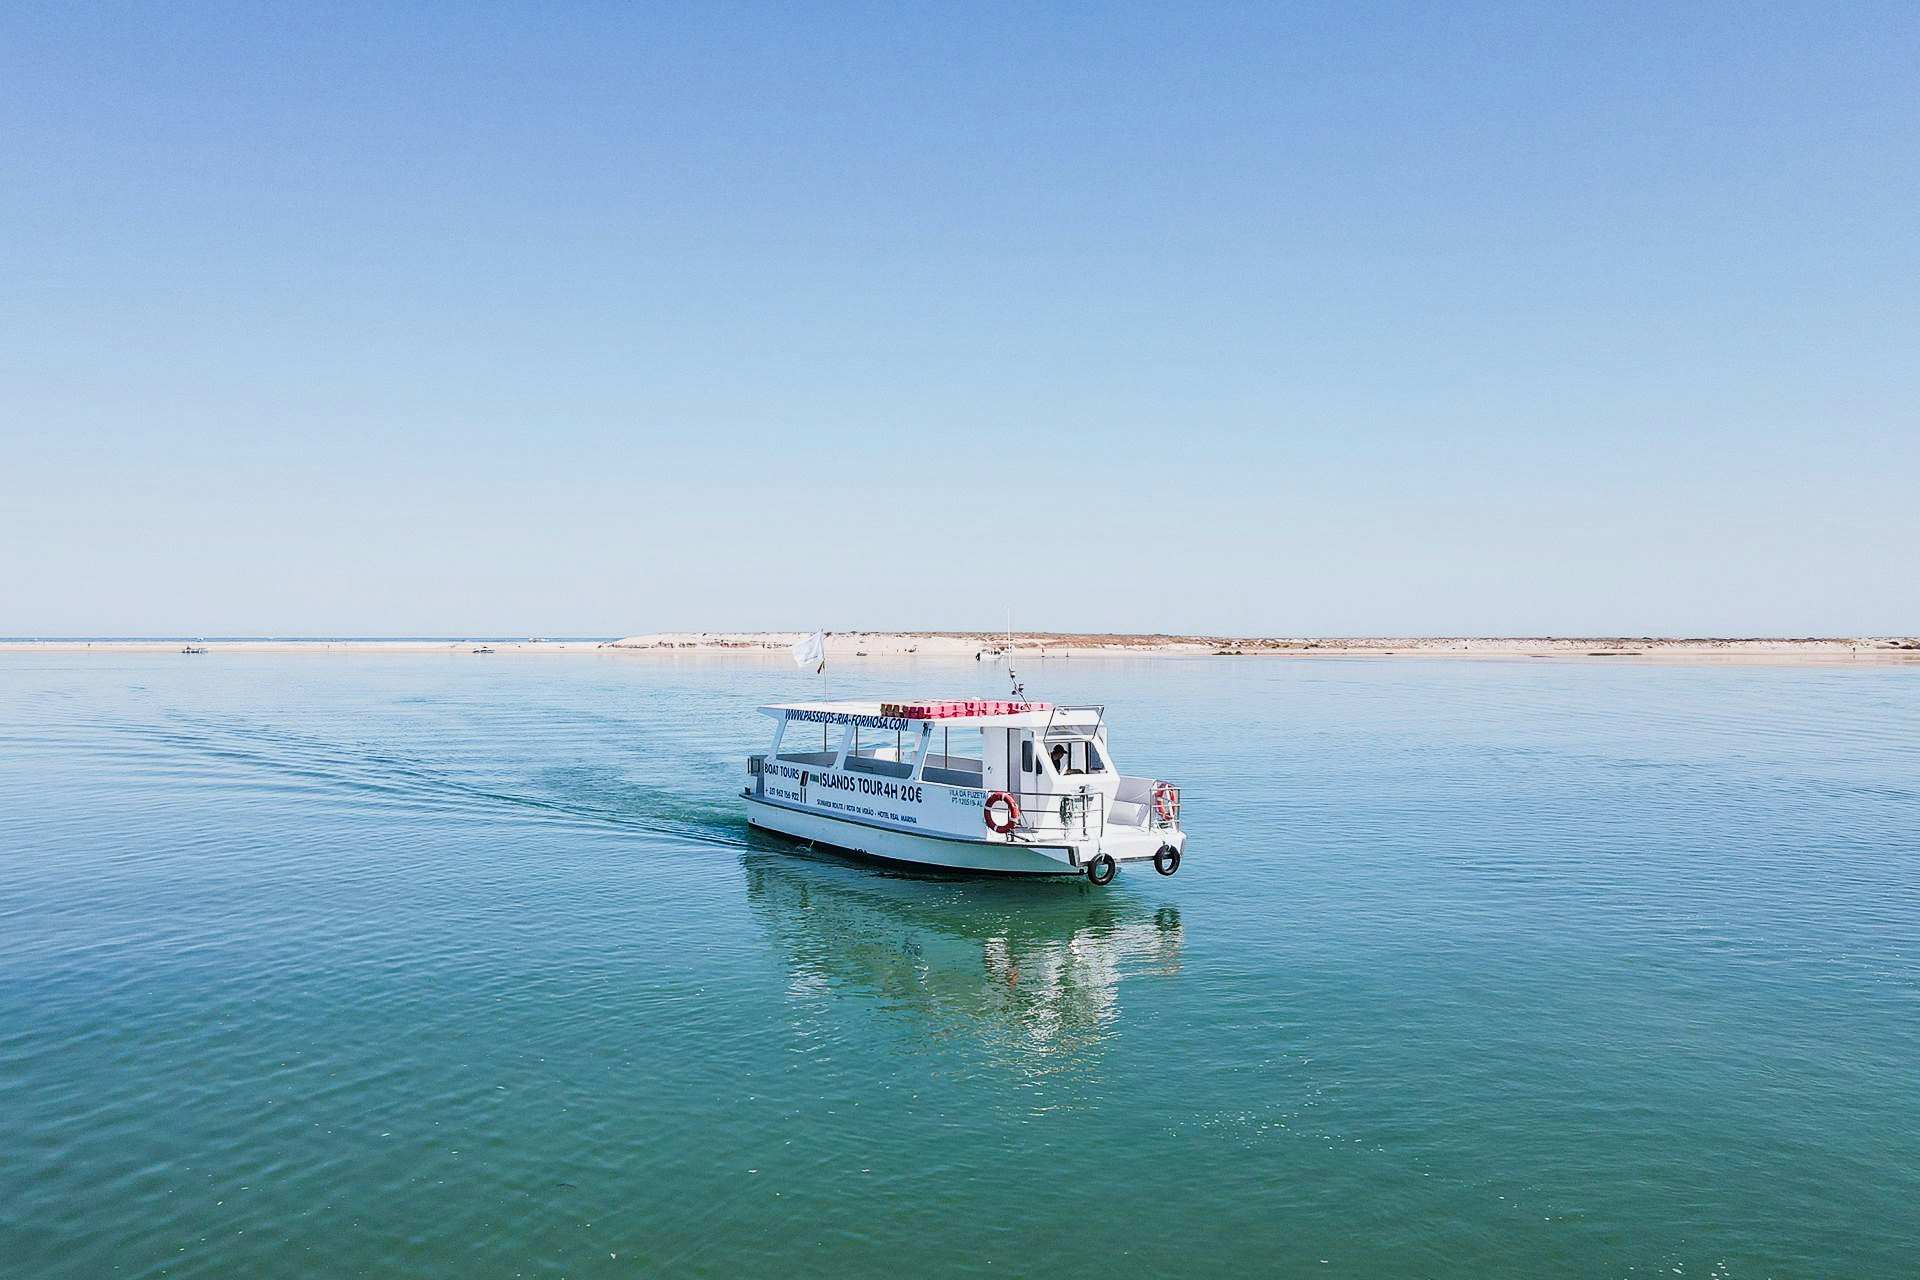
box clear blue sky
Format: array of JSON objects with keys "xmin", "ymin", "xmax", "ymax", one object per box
[{"xmin": 3, "ymin": 2, "xmax": 1915, "ymax": 637}]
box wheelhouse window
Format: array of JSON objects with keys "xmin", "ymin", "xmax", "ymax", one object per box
[{"xmin": 1046, "ymin": 735, "xmax": 1108, "ymax": 776}]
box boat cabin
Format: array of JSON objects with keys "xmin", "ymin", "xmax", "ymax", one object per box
[
  {"xmin": 754, "ymin": 699, "xmax": 1176, "ymax": 839},
  {"xmin": 766, "ymin": 697, "xmax": 1098, "ymax": 779}
]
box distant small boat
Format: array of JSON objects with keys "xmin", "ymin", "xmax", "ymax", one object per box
[{"xmin": 181, "ymin": 645, "xmax": 208, "ymax": 654}]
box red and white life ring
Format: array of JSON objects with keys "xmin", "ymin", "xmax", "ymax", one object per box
[
  {"xmin": 1152, "ymin": 781, "xmax": 1180, "ymax": 824},
  {"xmin": 984, "ymin": 790, "xmax": 1021, "ymax": 835}
]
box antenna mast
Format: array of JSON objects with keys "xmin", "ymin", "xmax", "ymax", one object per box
[{"xmin": 1005, "ymin": 613, "xmax": 1025, "ymax": 700}]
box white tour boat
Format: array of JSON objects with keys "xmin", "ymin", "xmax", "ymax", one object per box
[{"xmin": 743, "ymin": 698, "xmax": 1186, "ymax": 883}]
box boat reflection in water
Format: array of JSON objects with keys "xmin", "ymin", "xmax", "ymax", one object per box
[{"xmin": 741, "ymin": 838, "xmax": 1183, "ymax": 1070}]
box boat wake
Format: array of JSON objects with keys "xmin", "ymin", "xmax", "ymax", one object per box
[{"xmin": 112, "ymin": 708, "xmax": 755, "ymax": 852}]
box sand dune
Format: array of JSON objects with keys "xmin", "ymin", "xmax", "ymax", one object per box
[
  {"xmin": 608, "ymin": 632, "xmax": 1920, "ymax": 666},
  {"xmin": 4, "ymin": 633, "xmax": 1914, "ymax": 666}
]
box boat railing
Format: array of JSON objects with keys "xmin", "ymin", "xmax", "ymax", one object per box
[
  {"xmin": 1115, "ymin": 775, "xmax": 1182, "ymax": 831},
  {"xmin": 1042, "ymin": 704, "xmax": 1106, "ymax": 740},
  {"xmin": 1008, "ymin": 786, "xmax": 1106, "ymax": 840}
]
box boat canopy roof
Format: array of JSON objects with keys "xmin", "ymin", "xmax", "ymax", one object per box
[{"xmin": 759, "ymin": 698, "xmax": 1086, "ymax": 728}]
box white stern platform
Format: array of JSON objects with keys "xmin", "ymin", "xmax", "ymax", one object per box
[{"xmin": 742, "ymin": 698, "xmax": 1186, "ymax": 883}]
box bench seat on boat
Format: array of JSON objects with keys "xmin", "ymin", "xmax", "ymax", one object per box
[
  {"xmin": 775, "ymin": 750, "xmax": 840, "ymax": 767},
  {"xmin": 923, "ymin": 766, "xmax": 985, "ymax": 788}
]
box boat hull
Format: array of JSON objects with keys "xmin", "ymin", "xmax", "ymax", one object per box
[{"xmin": 744, "ymin": 795, "xmax": 1086, "ymax": 875}]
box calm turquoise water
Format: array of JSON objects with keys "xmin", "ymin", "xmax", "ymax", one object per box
[{"xmin": 3, "ymin": 652, "xmax": 1917, "ymax": 1278}]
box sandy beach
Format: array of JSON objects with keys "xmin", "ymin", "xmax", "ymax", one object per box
[
  {"xmin": 0, "ymin": 639, "xmax": 610, "ymax": 655},
  {"xmin": 607, "ymin": 632, "xmax": 1920, "ymax": 666},
  {"xmin": 8, "ymin": 633, "xmax": 1914, "ymax": 666}
]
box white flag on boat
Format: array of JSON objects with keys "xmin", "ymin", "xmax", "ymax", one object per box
[{"xmin": 791, "ymin": 630, "xmax": 826, "ymax": 674}]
